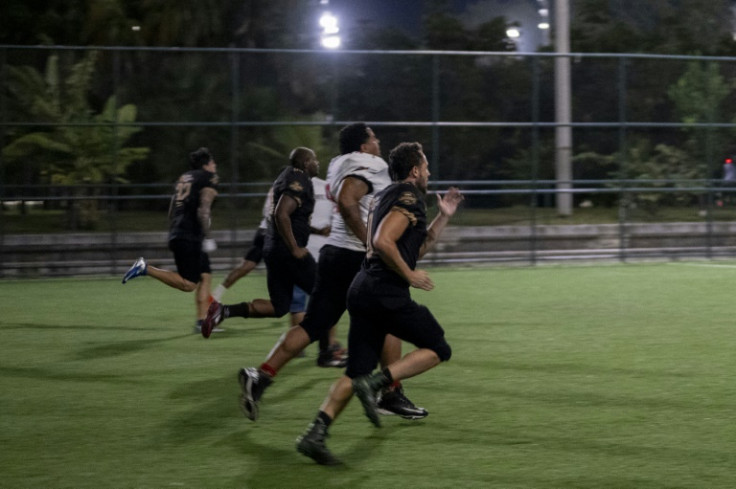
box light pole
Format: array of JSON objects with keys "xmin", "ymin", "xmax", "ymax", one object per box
[{"xmin": 554, "ymin": 0, "xmax": 573, "ymax": 216}]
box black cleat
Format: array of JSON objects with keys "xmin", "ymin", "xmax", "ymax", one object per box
[
  {"xmin": 237, "ymin": 367, "xmax": 273, "ymax": 421},
  {"xmin": 377, "ymin": 386, "xmax": 428, "ymax": 420},
  {"xmin": 296, "ymin": 419, "xmax": 341, "ymax": 466},
  {"xmin": 317, "ymin": 344, "xmax": 347, "ymax": 368},
  {"xmin": 352, "ymin": 373, "xmax": 384, "ymax": 427}
]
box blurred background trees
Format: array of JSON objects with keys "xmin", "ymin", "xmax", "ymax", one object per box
[{"xmin": 3, "ymin": 0, "xmax": 736, "ymax": 218}]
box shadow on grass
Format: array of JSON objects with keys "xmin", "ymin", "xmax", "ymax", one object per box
[
  {"xmin": 229, "ymin": 424, "xmax": 389, "ymax": 488},
  {"xmin": 1, "ymin": 321, "xmax": 162, "ymax": 332},
  {"xmin": 0, "ymin": 364, "xmax": 136, "ymax": 383},
  {"xmin": 73, "ymin": 333, "xmax": 192, "ymax": 360}
]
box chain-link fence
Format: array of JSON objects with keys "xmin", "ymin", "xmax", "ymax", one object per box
[{"xmin": 3, "ymin": 46, "xmax": 736, "ymax": 276}]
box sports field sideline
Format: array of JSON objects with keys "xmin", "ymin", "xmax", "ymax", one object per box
[{"xmin": 2, "ymin": 262, "xmax": 735, "ymax": 488}]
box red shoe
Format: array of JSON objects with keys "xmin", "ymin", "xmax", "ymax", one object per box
[{"xmin": 202, "ymin": 301, "xmax": 224, "ymax": 338}]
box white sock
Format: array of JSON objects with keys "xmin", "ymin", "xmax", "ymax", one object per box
[{"xmin": 212, "ymin": 284, "xmax": 227, "ymax": 302}]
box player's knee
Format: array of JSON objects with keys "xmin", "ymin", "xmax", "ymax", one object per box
[
  {"xmin": 433, "ymin": 342, "xmax": 452, "ymax": 362},
  {"xmin": 181, "ymin": 281, "xmax": 197, "ymax": 292}
]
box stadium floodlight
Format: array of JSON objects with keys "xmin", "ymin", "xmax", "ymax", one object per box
[
  {"xmin": 506, "ymin": 27, "xmax": 521, "ymax": 38},
  {"xmin": 538, "ymin": 22, "xmax": 550, "ymax": 30},
  {"xmin": 319, "ymin": 11, "xmax": 341, "ymax": 49},
  {"xmin": 321, "ymin": 35, "xmax": 341, "ymax": 49},
  {"xmin": 319, "ymin": 12, "xmax": 338, "ymax": 30}
]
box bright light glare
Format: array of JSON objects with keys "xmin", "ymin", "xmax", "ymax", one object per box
[
  {"xmin": 321, "ymin": 35, "xmax": 341, "ymax": 49},
  {"xmin": 506, "ymin": 28, "xmax": 521, "ymax": 38},
  {"xmin": 320, "ymin": 12, "xmax": 338, "ymax": 30},
  {"xmin": 538, "ymin": 22, "xmax": 550, "ymax": 30},
  {"xmin": 539, "ymin": 8, "xmax": 549, "ymax": 16},
  {"xmin": 131, "ymin": 25, "xmax": 141, "ymax": 31}
]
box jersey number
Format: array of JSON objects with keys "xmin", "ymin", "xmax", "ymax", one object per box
[{"xmin": 174, "ymin": 182, "xmax": 192, "ymax": 206}]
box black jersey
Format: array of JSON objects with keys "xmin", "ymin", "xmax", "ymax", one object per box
[
  {"xmin": 265, "ymin": 166, "xmax": 315, "ymax": 251},
  {"xmin": 168, "ymin": 169, "xmax": 218, "ymax": 242},
  {"xmin": 363, "ymin": 182, "xmax": 428, "ymax": 287}
]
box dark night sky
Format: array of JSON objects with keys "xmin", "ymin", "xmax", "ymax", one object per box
[
  {"xmin": 320, "ymin": 1, "xmax": 547, "ymax": 51},
  {"xmin": 326, "ymin": 0, "xmax": 475, "ymax": 38}
]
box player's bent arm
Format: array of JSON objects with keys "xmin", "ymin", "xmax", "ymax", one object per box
[
  {"xmin": 274, "ymin": 194, "xmax": 305, "ymax": 257},
  {"xmin": 337, "ymin": 176, "xmax": 371, "ymax": 245},
  {"xmin": 198, "ymin": 187, "xmax": 218, "ymax": 237},
  {"xmin": 310, "ymin": 225, "xmax": 331, "ymax": 236},
  {"xmin": 373, "ymin": 210, "xmax": 417, "ymax": 284}
]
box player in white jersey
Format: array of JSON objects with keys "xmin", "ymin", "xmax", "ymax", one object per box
[
  {"xmin": 235, "ymin": 123, "xmax": 428, "ymax": 422},
  {"xmin": 325, "ymin": 151, "xmax": 391, "ymax": 251}
]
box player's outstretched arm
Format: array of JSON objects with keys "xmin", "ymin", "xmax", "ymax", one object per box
[{"xmin": 419, "ymin": 187, "xmax": 464, "ymax": 258}]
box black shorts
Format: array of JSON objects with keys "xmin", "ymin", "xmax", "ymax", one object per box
[
  {"xmin": 244, "ymin": 228, "xmax": 266, "ymax": 263},
  {"xmin": 169, "ymin": 238, "xmax": 211, "ymax": 283},
  {"xmin": 344, "ymin": 270, "xmax": 452, "ymax": 379},
  {"xmin": 300, "ymin": 245, "xmax": 365, "ymax": 342},
  {"xmin": 263, "ymin": 245, "xmax": 317, "ymax": 317}
]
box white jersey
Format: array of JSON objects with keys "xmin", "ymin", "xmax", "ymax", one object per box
[
  {"xmin": 258, "ymin": 187, "xmax": 274, "ymax": 230},
  {"xmin": 307, "ymin": 177, "xmax": 331, "ymax": 257},
  {"xmin": 325, "ymin": 152, "xmax": 391, "ymax": 252}
]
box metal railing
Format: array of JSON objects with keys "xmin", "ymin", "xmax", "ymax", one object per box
[{"xmin": 3, "ymin": 46, "xmax": 736, "ymax": 275}]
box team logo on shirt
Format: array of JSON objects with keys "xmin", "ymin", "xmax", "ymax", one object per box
[
  {"xmin": 399, "ymin": 191, "xmax": 417, "ymax": 206},
  {"xmin": 289, "ymin": 181, "xmax": 304, "ymax": 192}
]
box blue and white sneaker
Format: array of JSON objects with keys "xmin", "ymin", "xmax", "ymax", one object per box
[{"xmin": 122, "ymin": 257, "xmax": 147, "ymax": 284}]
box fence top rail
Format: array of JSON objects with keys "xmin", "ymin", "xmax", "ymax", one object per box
[
  {"xmin": 5, "ymin": 121, "xmax": 736, "ymax": 130},
  {"xmin": 0, "ymin": 179, "xmax": 724, "ymax": 190},
  {"xmin": 3, "ymin": 44, "xmax": 736, "ymax": 63}
]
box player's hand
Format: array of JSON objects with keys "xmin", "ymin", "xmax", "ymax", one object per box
[
  {"xmin": 203, "ymin": 238, "xmax": 217, "ymax": 252},
  {"xmin": 437, "ymin": 187, "xmax": 464, "ymax": 217},
  {"xmin": 408, "ymin": 269, "xmax": 434, "ymax": 291},
  {"xmin": 292, "ymin": 247, "xmax": 310, "ymax": 260}
]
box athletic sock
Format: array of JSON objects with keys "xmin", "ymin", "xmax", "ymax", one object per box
[
  {"xmin": 212, "ymin": 284, "xmax": 227, "ymax": 302},
  {"xmin": 224, "ymin": 302, "xmax": 250, "ymax": 319},
  {"xmin": 378, "ymin": 367, "xmax": 394, "ymax": 387},
  {"xmin": 317, "ymin": 410, "xmax": 333, "ymax": 427},
  {"xmin": 260, "ymin": 362, "xmax": 277, "ymax": 378}
]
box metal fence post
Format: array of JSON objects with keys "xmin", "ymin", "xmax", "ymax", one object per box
[
  {"xmin": 0, "ymin": 47, "xmax": 5, "ymax": 278},
  {"xmin": 530, "ymin": 56, "xmax": 540, "ymax": 266},
  {"xmin": 109, "ymin": 49, "xmax": 121, "ymax": 274},
  {"xmin": 431, "ymin": 54, "xmax": 440, "ymax": 179},
  {"xmin": 229, "ymin": 49, "xmax": 240, "ymax": 268},
  {"xmin": 617, "ymin": 56, "xmax": 628, "ymax": 263}
]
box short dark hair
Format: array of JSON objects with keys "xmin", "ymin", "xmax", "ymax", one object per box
[
  {"xmin": 388, "ymin": 142, "xmax": 424, "ymax": 181},
  {"xmin": 289, "ymin": 147, "xmax": 315, "ymax": 169},
  {"xmin": 338, "ymin": 123, "xmax": 370, "ymax": 155},
  {"xmin": 189, "ymin": 147, "xmax": 212, "ymax": 169}
]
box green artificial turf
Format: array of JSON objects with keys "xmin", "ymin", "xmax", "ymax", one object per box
[{"xmin": 1, "ymin": 263, "xmax": 735, "ymax": 488}]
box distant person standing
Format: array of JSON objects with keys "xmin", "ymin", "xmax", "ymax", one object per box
[
  {"xmin": 122, "ymin": 147, "xmax": 219, "ymax": 333},
  {"xmin": 723, "ymin": 157, "xmax": 736, "ymax": 205}
]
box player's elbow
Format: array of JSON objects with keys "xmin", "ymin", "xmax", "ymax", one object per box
[{"xmin": 372, "ymin": 236, "xmax": 394, "ymax": 257}]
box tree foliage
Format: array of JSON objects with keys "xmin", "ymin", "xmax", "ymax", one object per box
[
  {"xmin": 3, "ymin": 0, "xmax": 736, "ymax": 211},
  {"xmin": 2, "ymin": 52, "xmax": 149, "ymax": 228}
]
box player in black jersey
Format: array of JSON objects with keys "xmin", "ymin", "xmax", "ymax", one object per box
[
  {"xmin": 122, "ymin": 147, "xmax": 219, "ymax": 332},
  {"xmin": 296, "ymin": 142, "xmax": 464, "ymax": 465},
  {"xmin": 201, "ymin": 147, "xmax": 326, "ymax": 338}
]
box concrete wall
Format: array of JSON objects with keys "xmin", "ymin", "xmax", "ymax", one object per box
[{"xmin": 4, "ymin": 222, "xmax": 736, "ymax": 277}]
